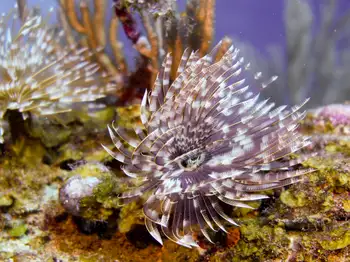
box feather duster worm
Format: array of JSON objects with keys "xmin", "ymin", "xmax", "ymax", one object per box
[
  {"xmin": 0, "ymin": 8, "xmax": 115, "ymax": 142},
  {"xmin": 104, "ymin": 41, "xmax": 313, "ymax": 247}
]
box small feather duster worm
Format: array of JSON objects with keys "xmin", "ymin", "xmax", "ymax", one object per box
[
  {"xmin": 104, "ymin": 41, "xmax": 313, "ymax": 247},
  {"xmin": 0, "ymin": 8, "xmax": 115, "ymax": 142}
]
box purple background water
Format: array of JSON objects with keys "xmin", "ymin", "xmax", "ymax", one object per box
[
  {"xmin": 1, "ymin": 0, "xmax": 350, "ymax": 105},
  {"xmin": 2, "ymin": 0, "xmax": 348, "ymax": 52}
]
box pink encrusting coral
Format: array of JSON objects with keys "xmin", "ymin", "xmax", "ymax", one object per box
[
  {"xmin": 103, "ymin": 41, "xmax": 314, "ymax": 248},
  {"xmin": 312, "ymin": 104, "xmax": 350, "ymax": 126}
]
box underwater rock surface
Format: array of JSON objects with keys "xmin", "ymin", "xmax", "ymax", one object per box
[{"xmin": 0, "ymin": 104, "xmax": 349, "ymax": 261}]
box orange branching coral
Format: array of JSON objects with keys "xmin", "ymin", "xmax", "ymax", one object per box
[
  {"xmin": 58, "ymin": 0, "xmax": 127, "ymax": 82},
  {"xmin": 143, "ymin": 0, "xmax": 218, "ymax": 82},
  {"xmin": 119, "ymin": 0, "xmax": 220, "ymax": 90},
  {"xmin": 58, "ymin": 0, "xmax": 228, "ymax": 103},
  {"xmin": 59, "ymin": 0, "xmax": 155, "ymax": 104},
  {"xmin": 214, "ymin": 36, "xmax": 233, "ymax": 62},
  {"xmin": 196, "ymin": 0, "xmax": 216, "ymax": 56}
]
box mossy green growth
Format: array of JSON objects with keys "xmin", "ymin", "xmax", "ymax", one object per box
[
  {"xmin": 70, "ymin": 163, "xmax": 122, "ymax": 221},
  {"xmin": 74, "ymin": 163, "xmax": 114, "ymax": 180},
  {"xmin": 321, "ymin": 194, "xmax": 335, "ymax": 212},
  {"xmin": 56, "ymin": 143, "xmax": 84, "ymax": 163},
  {"xmin": 79, "ymin": 196, "xmax": 114, "ymax": 221},
  {"xmin": 303, "ymin": 156, "xmax": 336, "ymax": 171},
  {"xmin": 300, "ymin": 156, "xmax": 350, "ymax": 211},
  {"xmin": 0, "ymin": 154, "xmax": 63, "ymax": 214},
  {"xmin": 232, "ymin": 200, "xmax": 261, "ymax": 217},
  {"xmin": 116, "ymin": 105, "xmax": 143, "ymax": 130},
  {"xmin": 78, "ymin": 105, "xmax": 115, "ymax": 123},
  {"xmin": 118, "ymin": 201, "xmax": 144, "ymax": 233},
  {"xmin": 85, "ymin": 148, "xmax": 112, "ymax": 163},
  {"xmin": 0, "ymin": 195, "xmax": 13, "ymax": 207},
  {"xmin": 27, "ymin": 119, "xmax": 72, "ymax": 148},
  {"xmin": 27, "ymin": 104, "xmax": 115, "ymax": 148},
  {"xmin": 280, "ymin": 190, "xmax": 309, "ymax": 208},
  {"xmin": 73, "ymin": 105, "xmax": 116, "ymax": 131},
  {"xmin": 337, "ymin": 173, "xmax": 350, "ymax": 189},
  {"xmin": 304, "ymin": 155, "xmax": 350, "ymax": 190},
  {"xmin": 228, "ymin": 219, "xmax": 289, "ymax": 261},
  {"xmin": 8, "ymin": 137, "xmax": 46, "ymax": 167},
  {"xmin": 325, "ymin": 140, "xmax": 350, "ymax": 157},
  {"xmin": 55, "ymin": 135, "xmax": 114, "ymax": 166},
  {"xmin": 9, "ymin": 222, "xmax": 27, "ymax": 238},
  {"xmin": 301, "ymin": 113, "xmax": 337, "ymax": 134},
  {"xmin": 343, "ymin": 200, "xmax": 350, "ymax": 212},
  {"xmin": 318, "ymin": 227, "xmax": 350, "ymax": 250},
  {"xmin": 92, "ymin": 175, "xmax": 121, "ymax": 209}
]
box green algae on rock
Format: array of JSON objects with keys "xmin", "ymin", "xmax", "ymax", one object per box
[
  {"xmin": 118, "ymin": 201, "xmax": 144, "ymax": 233},
  {"xmin": 0, "ymin": 159, "xmax": 63, "ymax": 215},
  {"xmin": 0, "ymin": 110, "xmax": 349, "ymax": 259},
  {"xmin": 318, "ymin": 226, "xmax": 350, "ymax": 251},
  {"xmin": 115, "ymin": 105, "xmax": 143, "ymax": 130},
  {"xmin": 280, "ymin": 190, "xmax": 309, "ymax": 208},
  {"xmin": 0, "ymin": 195, "xmax": 13, "ymax": 207},
  {"xmin": 59, "ymin": 163, "xmax": 122, "ymax": 221},
  {"xmin": 8, "ymin": 221, "xmax": 28, "ymax": 238},
  {"xmin": 2, "ymin": 100, "xmax": 350, "ymax": 261}
]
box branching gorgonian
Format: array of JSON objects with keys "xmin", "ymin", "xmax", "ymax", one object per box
[
  {"xmin": 0, "ymin": 7, "xmax": 115, "ymax": 142},
  {"xmin": 104, "ymin": 41, "xmax": 313, "ymax": 247}
]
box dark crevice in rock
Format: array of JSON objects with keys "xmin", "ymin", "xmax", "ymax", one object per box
[{"xmin": 126, "ymin": 224, "xmax": 161, "ymax": 249}]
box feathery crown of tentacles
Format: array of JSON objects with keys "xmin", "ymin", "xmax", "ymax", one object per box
[{"xmin": 104, "ymin": 41, "xmax": 313, "ymax": 248}]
